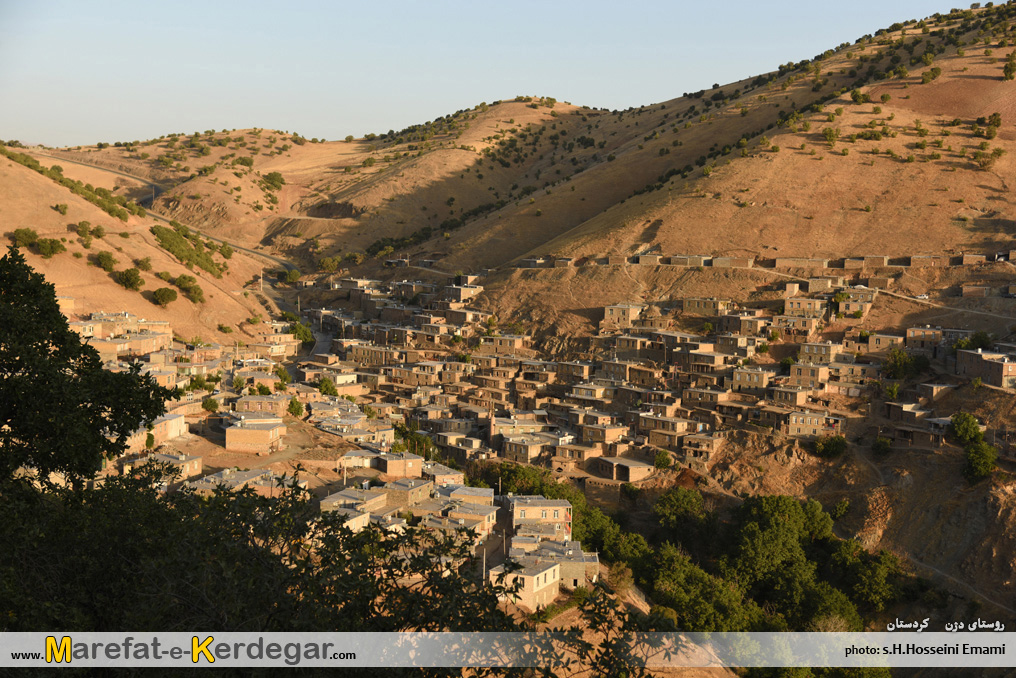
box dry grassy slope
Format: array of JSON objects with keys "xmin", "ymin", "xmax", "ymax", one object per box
[
  {"xmin": 538, "ymin": 57, "xmax": 1016, "ymax": 262},
  {"xmin": 40, "ymin": 9, "xmax": 1016, "ymax": 289},
  {"xmin": 702, "ymin": 420, "xmax": 1016, "ymax": 614},
  {"xmin": 0, "ymin": 158, "xmax": 268, "ymax": 343}
]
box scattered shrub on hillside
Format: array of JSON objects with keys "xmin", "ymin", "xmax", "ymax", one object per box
[
  {"xmin": 0, "ymin": 148, "xmax": 137, "ymax": 221},
  {"xmin": 94, "ymin": 251, "xmax": 117, "ymax": 272},
  {"xmin": 290, "ymin": 322, "xmax": 313, "ymax": 344},
  {"xmin": 36, "ymin": 239, "xmax": 66, "ymax": 259},
  {"xmin": 964, "ymin": 441, "xmax": 998, "ymax": 482},
  {"xmin": 150, "ymin": 225, "xmax": 222, "ymax": 277},
  {"xmin": 172, "ymin": 274, "xmax": 204, "ymax": 303},
  {"xmin": 950, "ymin": 411, "xmax": 983, "ymax": 446},
  {"xmin": 115, "ymin": 268, "xmax": 144, "ymax": 291},
  {"xmin": 830, "ymin": 499, "xmax": 850, "ymax": 521},
  {"xmin": 11, "ymin": 228, "xmax": 39, "ymax": 248},
  {"xmin": 873, "ymin": 437, "xmax": 893, "ymax": 457},
  {"xmin": 152, "ymin": 288, "xmax": 178, "ymax": 306}
]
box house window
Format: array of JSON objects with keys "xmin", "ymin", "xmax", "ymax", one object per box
[
  {"xmin": 554, "ymin": 510, "xmax": 559, "ymax": 519},
  {"xmin": 519, "ymin": 509, "xmax": 526, "ymax": 519}
]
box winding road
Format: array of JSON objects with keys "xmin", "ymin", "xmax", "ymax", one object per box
[{"xmin": 28, "ymin": 150, "xmax": 297, "ymax": 273}]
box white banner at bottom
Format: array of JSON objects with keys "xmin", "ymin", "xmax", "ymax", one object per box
[{"xmin": 0, "ymin": 632, "xmax": 1013, "ymax": 668}]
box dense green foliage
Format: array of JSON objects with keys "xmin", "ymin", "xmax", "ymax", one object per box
[
  {"xmin": 950, "ymin": 411, "xmax": 983, "ymax": 446},
  {"xmin": 0, "ymin": 146, "xmax": 144, "ymax": 221},
  {"xmin": 150, "ymin": 287, "xmax": 176, "ymax": 307},
  {"xmin": 813, "ymin": 435, "xmax": 848, "ymax": 458},
  {"xmin": 318, "ymin": 377, "xmax": 338, "ymax": 396},
  {"xmin": 150, "ymin": 224, "xmax": 223, "ymax": 277},
  {"xmin": 290, "ymin": 321, "xmax": 314, "ymax": 344},
  {"xmin": 262, "ymin": 171, "xmax": 285, "ymax": 191},
  {"xmin": 951, "ymin": 412, "xmax": 997, "ymax": 482},
  {"xmin": 115, "ymin": 267, "xmax": 144, "ymax": 291},
  {"xmin": 11, "ymin": 228, "xmax": 38, "ymax": 248},
  {"xmin": 171, "ymin": 273, "xmax": 205, "ymax": 303},
  {"xmin": 94, "ymin": 250, "xmax": 117, "ymax": 272},
  {"xmin": 964, "ymin": 440, "xmax": 998, "ymax": 482},
  {"xmin": 35, "ymin": 238, "xmax": 66, "ymax": 258},
  {"xmin": 881, "ymin": 345, "xmax": 930, "ymax": 380},
  {"xmin": 468, "ymin": 463, "xmax": 904, "ymax": 634},
  {"xmin": 0, "ymin": 247, "xmax": 173, "ymax": 486}
]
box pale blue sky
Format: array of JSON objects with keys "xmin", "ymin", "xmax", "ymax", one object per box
[{"xmin": 0, "ymin": 0, "xmax": 954, "ymax": 146}]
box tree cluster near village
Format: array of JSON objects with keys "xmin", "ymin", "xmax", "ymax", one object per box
[{"xmin": 0, "ymin": 248, "xmax": 668, "ymax": 677}]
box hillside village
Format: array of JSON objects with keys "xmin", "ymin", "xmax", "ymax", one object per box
[
  {"xmin": 8, "ymin": 2, "xmax": 1016, "ymax": 641},
  {"xmin": 63, "ymin": 241, "xmax": 1016, "ymax": 615}
]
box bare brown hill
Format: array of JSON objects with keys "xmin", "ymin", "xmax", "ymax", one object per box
[
  {"xmin": 0, "ymin": 156, "xmax": 268, "ymax": 343},
  {"xmin": 22, "ymin": 4, "xmax": 1016, "ymax": 337}
]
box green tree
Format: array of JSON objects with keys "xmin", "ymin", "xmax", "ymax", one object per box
[
  {"xmin": 116, "ymin": 267, "xmax": 144, "ymax": 291},
  {"xmin": 35, "ymin": 239, "xmax": 66, "ymax": 258},
  {"xmin": 319, "ymin": 377, "xmax": 338, "ymax": 396},
  {"xmin": 964, "ymin": 440, "xmax": 997, "ymax": 482},
  {"xmin": 813, "ymin": 436, "xmax": 848, "ymax": 458},
  {"xmin": 152, "ymin": 287, "xmax": 178, "ymax": 306},
  {"xmin": 652, "ymin": 543, "xmax": 762, "ymax": 632},
  {"xmin": 290, "ymin": 322, "xmax": 314, "ymax": 344},
  {"xmin": 220, "ymin": 244, "xmax": 233, "ymax": 259},
  {"xmin": 654, "ymin": 487, "xmax": 705, "ymax": 532},
  {"xmin": 0, "ymin": 247, "xmax": 172, "ymax": 486},
  {"xmin": 256, "ymin": 383, "xmax": 272, "ymax": 396},
  {"xmin": 882, "ymin": 345, "xmax": 928, "ymax": 380},
  {"xmin": 653, "ymin": 450, "xmax": 672, "ymax": 470},
  {"xmin": 135, "ymin": 257, "xmax": 152, "ymax": 271},
  {"xmin": 287, "ymin": 396, "xmax": 304, "ymax": 417},
  {"xmin": 950, "ymin": 411, "xmax": 983, "ymax": 445},
  {"xmin": 145, "ymin": 432, "xmax": 155, "ymax": 449},
  {"xmin": 830, "ymin": 499, "xmax": 850, "ymax": 521},
  {"xmin": 232, "ymin": 376, "xmax": 245, "ymax": 392},
  {"xmin": 95, "ymin": 250, "xmax": 117, "ymax": 272},
  {"xmin": 262, "ymin": 171, "xmax": 285, "ymax": 190},
  {"xmin": 11, "ymin": 228, "xmax": 38, "ymax": 248},
  {"xmin": 872, "ymin": 437, "xmax": 892, "ymax": 457},
  {"xmin": 0, "ymin": 472, "xmax": 541, "ymax": 644},
  {"xmin": 201, "ymin": 397, "xmax": 219, "ymax": 413},
  {"xmin": 285, "ymin": 268, "xmax": 301, "ymax": 283}
]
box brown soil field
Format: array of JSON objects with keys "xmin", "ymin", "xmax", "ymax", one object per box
[{"xmin": 0, "ymin": 157, "xmax": 269, "ymax": 343}]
